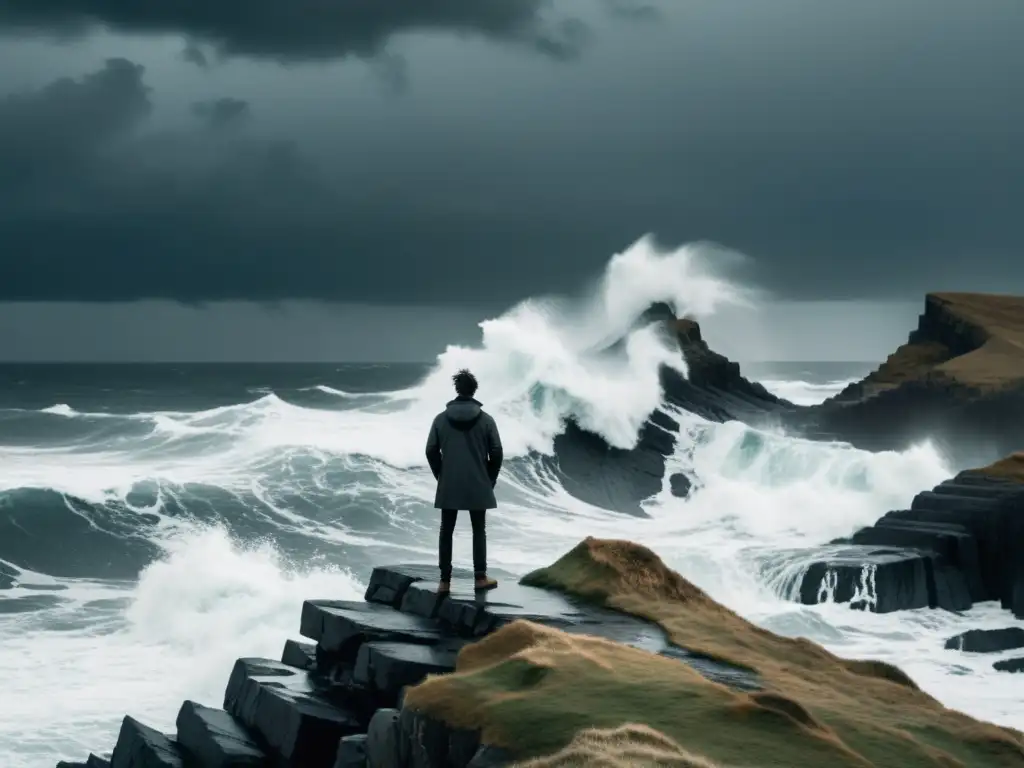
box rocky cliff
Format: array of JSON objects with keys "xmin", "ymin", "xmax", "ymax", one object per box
[
  {"xmin": 792, "ymin": 292, "xmax": 1024, "ymax": 463},
  {"xmin": 552, "ymin": 292, "xmax": 1024, "ymax": 516},
  {"xmin": 56, "ymin": 539, "xmax": 1024, "ymax": 768}
]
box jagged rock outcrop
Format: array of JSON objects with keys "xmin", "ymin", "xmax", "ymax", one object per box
[
  {"xmin": 55, "ymin": 564, "xmax": 757, "ymax": 768},
  {"xmin": 786, "ymin": 472, "xmax": 1024, "ymax": 622},
  {"xmin": 549, "ymin": 302, "xmax": 787, "ymax": 516}
]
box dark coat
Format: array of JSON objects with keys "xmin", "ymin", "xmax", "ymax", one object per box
[{"xmin": 425, "ymin": 397, "xmax": 503, "ymax": 510}]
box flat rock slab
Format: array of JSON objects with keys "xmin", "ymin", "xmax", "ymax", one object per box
[
  {"xmin": 365, "ymin": 564, "xmax": 759, "ymax": 693},
  {"xmin": 994, "ymin": 657, "xmax": 1024, "ymax": 673},
  {"xmin": 354, "ymin": 639, "xmax": 465, "ymax": 695},
  {"xmin": 223, "ymin": 658, "xmax": 362, "ymax": 768},
  {"xmin": 281, "ymin": 639, "xmax": 317, "ymax": 671},
  {"xmin": 945, "ymin": 627, "xmax": 1024, "ymax": 654},
  {"xmin": 110, "ymin": 716, "xmax": 184, "ymax": 768},
  {"xmin": 175, "ymin": 700, "xmax": 267, "ymax": 767},
  {"xmin": 301, "ymin": 599, "xmax": 442, "ymax": 655}
]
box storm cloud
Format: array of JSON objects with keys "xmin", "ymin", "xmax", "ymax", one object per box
[
  {"xmin": 0, "ymin": 0, "xmax": 1022, "ymax": 307},
  {"xmin": 0, "ymin": 0, "xmax": 587, "ymax": 62}
]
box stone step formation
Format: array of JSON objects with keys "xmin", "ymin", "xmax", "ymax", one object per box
[
  {"xmin": 792, "ymin": 473, "xmax": 1024, "ymax": 623},
  {"xmin": 56, "ymin": 564, "xmax": 759, "ymax": 768}
]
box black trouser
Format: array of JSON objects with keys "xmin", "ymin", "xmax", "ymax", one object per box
[{"xmin": 439, "ymin": 509, "xmax": 486, "ymax": 581}]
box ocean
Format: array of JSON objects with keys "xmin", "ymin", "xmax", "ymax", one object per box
[{"xmin": 3, "ymin": 246, "xmax": 1024, "ymax": 767}]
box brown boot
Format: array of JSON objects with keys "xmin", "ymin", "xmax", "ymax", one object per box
[{"xmin": 474, "ymin": 574, "xmax": 498, "ymax": 591}]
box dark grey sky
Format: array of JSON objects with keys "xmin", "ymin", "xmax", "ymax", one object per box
[{"xmin": 0, "ymin": 0, "xmax": 1021, "ymax": 359}]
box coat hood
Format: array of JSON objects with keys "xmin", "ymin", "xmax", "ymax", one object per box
[{"xmin": 445, "ymin": 397, "xmax": 482, "ymax": 431}]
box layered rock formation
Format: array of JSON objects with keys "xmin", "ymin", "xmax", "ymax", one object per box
[
  {"xmin": 55, "ymin": 540, "xmax": 1024, "ymax": 768},
  {"xmin": 55, "ymin": 558, "xmax": 757, "ymax": 768}
]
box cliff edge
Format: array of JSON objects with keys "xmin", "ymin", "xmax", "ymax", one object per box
[
  {"xmin": 834, "ymin": 292, "xmax": 1024, "ymax": 400},
  {"xmin": 787, "ymin": 292, "xmax": 1024, "ymax": 464}
]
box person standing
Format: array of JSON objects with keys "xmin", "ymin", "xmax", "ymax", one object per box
[{"xmin": 425, "ymin": 368, "xmax": 503, "ymax": 594}]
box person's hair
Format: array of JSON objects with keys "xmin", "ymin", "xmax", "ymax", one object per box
[{"xmin": 452, "ymin": 368, "xmax": 478, "ymax": 398}]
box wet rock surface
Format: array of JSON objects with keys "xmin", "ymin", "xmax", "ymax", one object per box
[
  {"xmin": 109, "ymin": 715, "xmax": 185, "ymax": 768},
  {"xmin": 549, "ymin": 305, "xmax": 787, "ymax": 516},
  {"xmin": 945, "ymin": 628, "xmax": 1024, "ymax": 654},
  {"xmin": 57, "ymin": 563, "xmax": 760, "ymax": 767},
  {"xmin": 793, "ymin": 476, "xmax": 1024, "ymax": 619},
  {"xmin": 174, "ymin": 700, "xmax": 266, "ymax": 767},
  {"xmin": 668, "ymin": 472, "xmax": 692, "ymax": 498},
  {"xmin": 994, "ymin": 657, "xmax": 1024, "ymax": 673}
]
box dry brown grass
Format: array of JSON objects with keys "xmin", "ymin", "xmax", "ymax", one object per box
[
  {"xmin": 403, "ymin": 538, "xmax": 1024, "ymax": 768},
  {"xmin": 859, "ymin": 292, "xmax": 1024, "ymax": 393},
  {"xmin": 964, "ymin": 452, "xmax": 1024, "ymax": 483},
  {"xmin": 511, "ymin": 724, "xmax": 722, "ymax": 768}
]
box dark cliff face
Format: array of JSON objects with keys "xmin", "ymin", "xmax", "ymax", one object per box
[
  {"xmin": 548, "ymin": 303, "xmax": 787, "ymax": 516},
  {"xmin": 639, "ymin": 302, "xmax": 789, "ymax": 421}
]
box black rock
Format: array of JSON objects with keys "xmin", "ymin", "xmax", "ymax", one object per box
[
  {"xmin": 365, "ymin": 566, "xmax": 433, "ymax": 608},
  {"xmin": 110, "ymin": 715, "xmax": 185, "ymax": 768},
  {"xmin": 174, "ymin": 700, "xmax": 267, "ymax": 767},
  {"xmin": 466, "ymin": 745, "xmax": 514, "ymax": 767},
  {"xmin": 301, "ymin": 599, "xmax": 442, "ymax": 655},
  {"xmin": 365, "ymin": 708, "xmax": 401, "ymax": 768},
  {"xmin": 994, "ymin": 657, "xmax": 1024, "ymax": 673},
  {"xmin": 799, "ymin": 547, "xmax": 933, "ymax": 612},
  {"xmin": 334, "ymin": 734, "xmax": 368, "ymax": 768},
  {"xmin": 858, "ymin": 517, "xmax": 986, "ymax": 602},
  {"xmin": 668, "ymin": 473, "xmax": 692, "ymax": 498},
  {"xmin": 223, "ymin": 658, "xmax": 363, "ymax": 768},
  {"xmin": 881, "ymin": 481, "xmax": 1024, "ymax": 613},
  {"xmin": 447, "ymin": 727, "xmax": 483, "ymax": 768},
  {"xmin": 354, "ymin": 640, "xmax": 463, "ymax": 696},
  {"xmin": 281, "ymin": 639, "xmax": 317, "ymax": 671},
  {"xmin": 1012, "ymin": 561, "xmax": 1024, "ymax": 620},
  {"xmin": 944, "ymin": 628, "xmax": 1024, "ymax": 654},
  {"xmin": 397, "ymin": 708, "xmax": 452, "ymax": 768},
  {"xmin": 57, "ymin": 758, "xmax": 110, "ymax": 768}
]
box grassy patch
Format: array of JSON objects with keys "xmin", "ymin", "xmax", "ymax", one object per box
[
  {"xmin": 964, "ymin": 452, "xmax": 1024, "ymax": 483},
  {"xmin": 403, "ymin": 538, "xmax": 1024, "ymax": 768}
]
